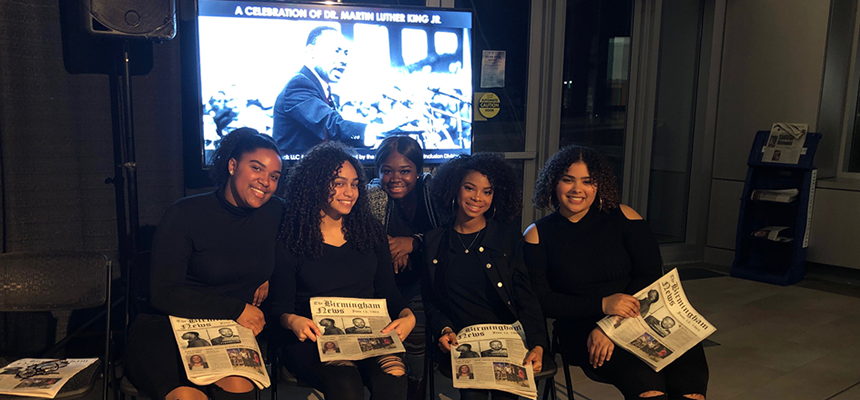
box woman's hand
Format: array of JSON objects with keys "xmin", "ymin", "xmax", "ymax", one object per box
[
  {"xmin": 602, "ymin": 293, "xmax": 640, "ymax": 318},
  {"xmin": 392, "ymin": 253, "xmax": 409, "ymax": 274},
  {"xmin": 382, "ymin": 308, "xmax": 416, "ymax": 341},
  {"xmin": 587, "ymin": 327, "xmax": 614, "ymax": 368},
  {"xmin": 438, "ymin": 327, "xmax": 458, "ymax": 353},
  {"xmin": 252, "ymin": 281, "xmax": 269, "ymax": 306},
  {"xmin": 523, "ymin": 345, "xmax": 544, "ymax": 373},
  {"xmin": 388, "ymin": 236, "xmax": 415, "ymax": 260},
  {"xmin": 282, "ymin": 314, "xmax": 320, "ymax": 342},
  {"xmin": 237, "ymin": 304, "xmax": 265, "ymax": 336}
]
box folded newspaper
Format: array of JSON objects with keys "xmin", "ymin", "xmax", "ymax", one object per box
[
  {"xmin": 169, "ymin": 317, "xmax": 270, "ymax": 388},
  {"xmin": 451, "ymin": 323, "xmax": 537, "ymax": 400},
  {"xmin": 310, "ymin": 297, "xmax": 406, "ymax": 361},
  {"xmin": 597, "ymin": 268, "xmax": 716, "ymax": 372},
  {"xmin": 0, "ymin": 358, "xmax": 98, "ymax": 398},
  {"xmin": 750, "ymin": 188, "xmax": 799, "ymax": 203}
]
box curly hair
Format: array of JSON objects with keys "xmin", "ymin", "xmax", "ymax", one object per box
[
  {"xmin": 430, "ymin": 153, "xmax": 522, "ymax": 223},
  {"xmin": 533, "ymin": 145, "xmax": 620, "ymax": 212},
  {"xmin": 209, "ymin": 127, "xmax": 281, "ymax": 188},
  {"xmin": 277, "ymin": 142, "xmax": 383, "ymax": 258}
]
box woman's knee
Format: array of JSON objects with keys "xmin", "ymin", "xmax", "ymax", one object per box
[
  {"xmin": 214, "ymin": 376, "xmax": 254, "ymax": 393},
  {"xmin": 638, "ymin": 391, "xmax": 668, "ymax": 399},
  {"xmin": 164, "ymin": 386, "xmax": 207, "ymax": 400},
  {"xmin": 379, "ymin": 355, "xmax": 407, "ymax": 377}
]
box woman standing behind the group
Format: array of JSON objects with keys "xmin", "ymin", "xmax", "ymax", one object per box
[
  {"xmin": 269, "ymin": 142, "xmax": 416, "ymax": 400},
  {"xmin": 524, "ymin": 145, "xmax": 708, "ymax": 400},
  {"xmin": 126, "ymin": 128, "xmax": 283, "ymax": 400},
  {"xmin": 422, "ymin": 153, "xmax": 547, "ymax": 400},
  {"xmin": 367, "ymin": 136, "xmax": 441, "ymax": 399}
]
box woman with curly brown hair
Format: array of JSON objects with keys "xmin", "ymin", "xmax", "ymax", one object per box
[
  {"xmin": 423, "ymin": 153, "xmax": 547, "ymax": 400},
  {"xmin": 524, "ymin": 145, "xmax": 708, "ymax": 400},
  {"xmin": 269, "ymin": 142, "xmax": 415, "ymax": 400}
]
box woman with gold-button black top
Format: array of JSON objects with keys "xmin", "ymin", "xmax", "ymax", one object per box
[{"xmin": 422, "ymin": 153, "xmax": 548, "ymax": 400}]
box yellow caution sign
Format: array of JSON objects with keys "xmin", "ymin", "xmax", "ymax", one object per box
[{"xmin": 477, "ymin": 92, "xmax": 500, "ymax": 119}]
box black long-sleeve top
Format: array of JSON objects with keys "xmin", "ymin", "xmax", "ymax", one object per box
[
  {"xmin": 149, "ymin": 190, "xmax": 284, "ymax": 320},
  {"xmin": 269, "ymin": 238, "xmax": 409, "ymax": 321},
  {"xmin": 524, "ymin": 207, "xmax": 662, "ymax": 357},
  {"xmin": 423, "ymin": 220, "xmax": 549, "ymax": 351}
]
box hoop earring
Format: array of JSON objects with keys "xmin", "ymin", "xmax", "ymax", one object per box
[
  {"xmin": 599, "ymin": 197, "xmax": 604, "ymax": 211},
  {"xmin": 451, "ymin": 197, "xmax": 457, "ymax": 212},
  {"xmin": 485, "ymin": 205, "xmax": 496, "ymax": 221}
]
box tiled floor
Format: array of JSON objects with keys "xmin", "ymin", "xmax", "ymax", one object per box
[{"xmin": 83, "ymin": 264, "xmax": 860, "ymax": 400}]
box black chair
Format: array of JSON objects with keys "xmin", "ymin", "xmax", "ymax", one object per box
[
  {"xmin": 0, "ymin": 252, "xmax": 112, "ymax": 400},
  {"xmin": 551, "ymin": 330, "xmax": 613, "ymax": 400}
]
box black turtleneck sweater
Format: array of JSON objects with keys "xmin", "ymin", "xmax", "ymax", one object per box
[
  {"xmin": 524, "ymin": 206, "xmax": 662, "ymax": 353},
  {"xmin": 149, "ymin": 190, "xmax": 284, "ymax": 320}
]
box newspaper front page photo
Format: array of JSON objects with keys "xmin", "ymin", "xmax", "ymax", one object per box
[
  {"xmin": 597, "ymin": 268, "xmax": 716, "ymax": 372},
  {"xmin": 310, "ymin": 297, "xmax": 406, "ymax": 361},
  {"xmin": 451, "ymin": 323, "xmax": 537, "ymax": 399},
  {"xmin": 169, "ymin": 317, "xmax": 270, "ymax": 388}
]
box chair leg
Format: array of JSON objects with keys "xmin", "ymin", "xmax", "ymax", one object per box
[
  {"xmin": 425, "ymin": 330, "xmax": 434, "ymax": 400},
  {"xmin": 562, "ymin": 360, "xmax": 574, "ymax": 400},
  {"xmin": 541, "ymin": 377, "xmax": 557, "ymax": 400}
]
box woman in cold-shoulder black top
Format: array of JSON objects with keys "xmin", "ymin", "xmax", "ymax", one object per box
[{"xmin": 524, "ymin": 145, "xmax": 708, "ymax": 400}]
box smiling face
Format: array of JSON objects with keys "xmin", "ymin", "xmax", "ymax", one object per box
[
  {"xmin": 459, "ymin": 365, "xmax": 470, "ymax": 375},
  {"xmin": 190, "ymin": 355, "xmax": 204, "ymax": 364},
  {"xmin": 323, "ymin": 161, "xmax": 359, "ymax": 220},
  {"xmin": 379, "ymin": 151, "xmax": 418, "ymax": 200},
  {"xmin": 225, "ymin": 148, "xmax": 282, "ymax": 209},
  {"xmin": 456, "ymin": 170, "xmax": 493, "ymax": 223},
  {"xmin": 310, "ymin": 30, "xmax": 349, "ymax": 84},
  {"xmin": 555, "ymin": 161, "xmax": 597, "ymax": 222},
  {"xmin": 325, "ymin": 342, "xmax": 337, "ymax": 350}
]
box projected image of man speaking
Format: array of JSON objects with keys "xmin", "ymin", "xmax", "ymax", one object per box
[{"xmin": 273, "ymin": 26, "xmax": 403, "ymax": 156}]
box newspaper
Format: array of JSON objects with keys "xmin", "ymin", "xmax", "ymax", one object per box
[
  {"xmin": 762, "ymin": 123, "xmax": 808, "ymax": 164},
  {"xmin": 752, "ymin": 226, "xmax": 793, "ymax": 242},
  {"xmin": 451, "ymin": 323, "xmax": 537, "ymax": 400},
  {"xmin": 0, "ymin": 358, "xmax": 98, "ymax": 398},
  {"xmin": 750, "ymin": 188, "xmax": 799, "ymax": 203},
  {"xmin": 309, "ymin": 297, "xmax": 406, "ymax": 361},
  {"xmin": 169, "ymin": 317, "xmax": 270, "ymax": 388},
  {"xmin": 597, "ymin": 269, "xmax": 716, "ymax": 372}
]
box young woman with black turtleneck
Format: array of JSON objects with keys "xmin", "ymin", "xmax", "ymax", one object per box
[
  {"xmin": 524, "ymin": 145, "xmax": 708, "ymax": 400},
  {"xmin": 125, "ymin": 128, "xmax": 283, "ymax": 400}
]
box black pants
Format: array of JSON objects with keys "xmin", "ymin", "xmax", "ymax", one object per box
[
  {"xmin": 281, "ymin": 336, "xmax": 406, "ymax": 400},
  {"xmin": 577, "ymin": 342, "xmax": 709, "ymax": 400}
]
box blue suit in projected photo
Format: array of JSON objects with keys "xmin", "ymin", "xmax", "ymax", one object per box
[
  {"xmin": 273, "ymin": 26, "xmax": 406, "ymax": 156},
  {"xmin": 272, "ymin": 64, "xmax": 367, "ymax": 154}
]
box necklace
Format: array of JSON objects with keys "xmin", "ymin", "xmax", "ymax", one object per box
[{"xmin": 456, "ymin": 229, "xmax": 483, "ymax": 254}]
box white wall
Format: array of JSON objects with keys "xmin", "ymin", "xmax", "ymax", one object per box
[{"xmin": 704, "ymin": 0, "xmax": 833, "ymax": 265}]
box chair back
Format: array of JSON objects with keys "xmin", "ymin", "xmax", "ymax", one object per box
[{"xmin": 0, "ymin": 252, "xmax": 110, "ymax": 312}]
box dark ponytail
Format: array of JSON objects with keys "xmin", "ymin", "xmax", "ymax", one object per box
[{"xmin": 209, "ymin": 128, "xmax": 280, "ymax": 187}]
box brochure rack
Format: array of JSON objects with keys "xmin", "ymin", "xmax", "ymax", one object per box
[{"xmin": 730, "ymin": 131, "xmax": 820, "ymax": 286}]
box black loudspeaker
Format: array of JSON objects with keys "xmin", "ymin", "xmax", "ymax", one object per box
[{"xmin": 83, "ymin": 0, "xmax": 177, "ymax": 41}]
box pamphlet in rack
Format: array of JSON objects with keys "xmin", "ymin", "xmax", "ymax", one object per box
[{"xmin": 762, "ymin": 123, "xmax": 808, "ymax": 164}]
